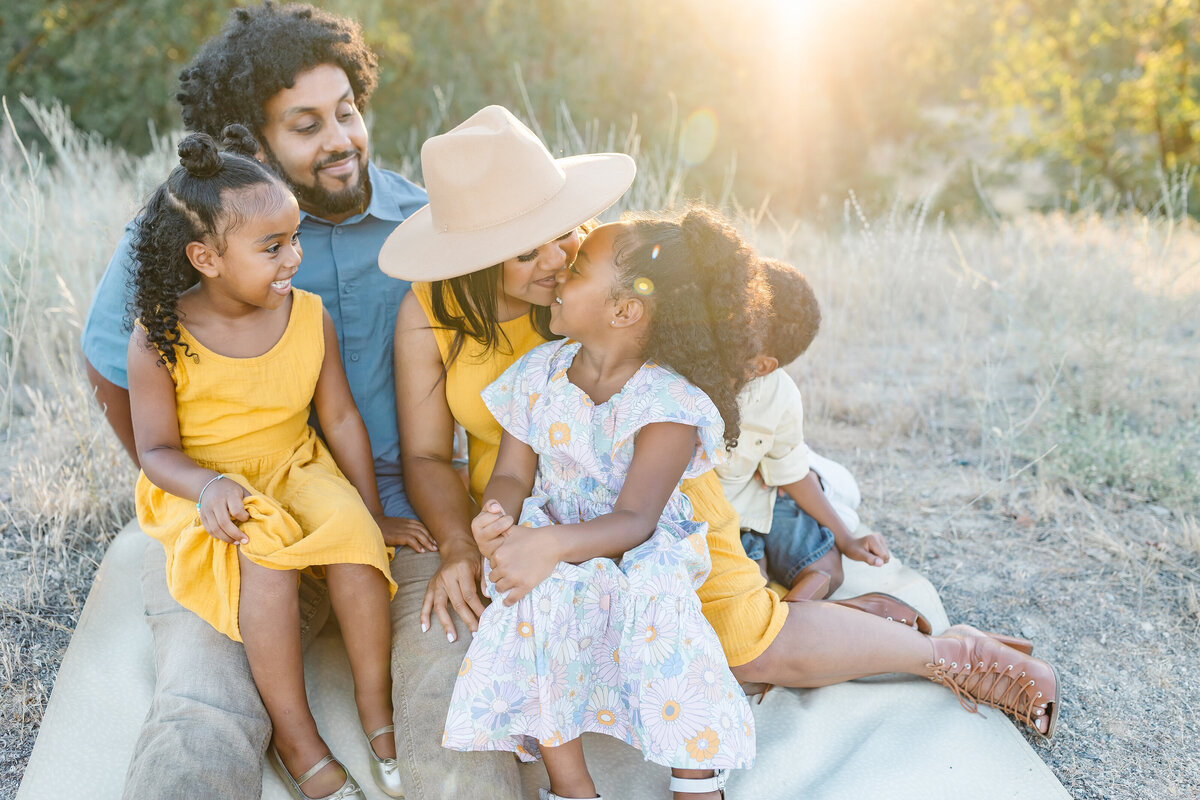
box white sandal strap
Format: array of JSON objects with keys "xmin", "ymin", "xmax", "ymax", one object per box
[
  {"xmin": 538, "ymin": 789, "xmax": 603, "ymax": 800},
  {"xmin": 668, "ymin": 769, "xmax": 728, "ymax": 793}
]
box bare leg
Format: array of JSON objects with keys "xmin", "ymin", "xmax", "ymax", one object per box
[
  {"xmin": 732, "ymin": 600, "xmax": 932, "ymax": 687},
  {"xmin": 541, "ymin": 738, "xmax": 596, "ymax": 798},
  {"xmin": 238, "ymin": 550, "xmax": 345, "ymax": 798},
  {"xmin": 733, "ymin": 602, "xmax": 1056, "ymax": 734},
  {"xmin": 326, "ymin": 562, "xmax": 397, "ymax": 760}
]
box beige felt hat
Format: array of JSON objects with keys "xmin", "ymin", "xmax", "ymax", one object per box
[{"xmin": 378, "ymin": 105, "xmax": 636, "ymax": 281}]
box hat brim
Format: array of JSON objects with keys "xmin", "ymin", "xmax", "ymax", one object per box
[{"xmin": 378, "ymin": 153, "xmax": 635, "ymax": 281}]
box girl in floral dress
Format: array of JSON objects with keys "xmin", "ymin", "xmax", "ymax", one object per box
[{"xmin": 443, "ymin": 207, "xmax": 765, "ymax": 800}]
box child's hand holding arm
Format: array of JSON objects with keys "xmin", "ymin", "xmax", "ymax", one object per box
[
  {"xmin": 783, "ymin": 471, "xmax": 889, "ymax": 567},
  {"xmin": 488, "ymin": 422, "xmax": 695, "ymax": 604},
  {"xmin": 474, "ymin": 429, "xmax": 537, "ymax": 560},
  {"xmin": 128, "ymin": 330, "xmax": 251, "ymax": 544}
]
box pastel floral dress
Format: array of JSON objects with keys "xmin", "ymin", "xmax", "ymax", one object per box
[{"xmin": 442, "ymin": 339, "xmax": 756, "ymax": 771}]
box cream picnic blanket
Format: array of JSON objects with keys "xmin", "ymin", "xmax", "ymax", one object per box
[{"xmin": 18, "ymin": 522, "xmax": 1067, "ymax": 799}]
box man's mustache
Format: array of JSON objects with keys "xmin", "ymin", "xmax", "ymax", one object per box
[{"xmin": 313, "ymin": 150, "xmax": 361, "ymax": 172}]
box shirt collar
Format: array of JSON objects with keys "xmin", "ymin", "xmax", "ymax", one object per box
[{"xmin": 298, "ymin": 161, "xmax": 408, "ymax": 226}]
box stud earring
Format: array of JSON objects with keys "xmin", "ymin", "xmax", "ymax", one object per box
[{"xmin": 610, "ymin": 320, "xmax": 616, "ymax": 326}]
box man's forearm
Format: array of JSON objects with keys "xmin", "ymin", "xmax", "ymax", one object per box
[{"xmin": 86, "ymin": 359, "xmax": 139, "ymax": 468}]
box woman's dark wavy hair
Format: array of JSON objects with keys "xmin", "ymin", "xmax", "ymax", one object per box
[
  {"xmin": 176, "ymin": 2, "xmax": 378, "ymax": 138},
  {"xmin": 129, "ymin": 126, "xmax": 283, "ymax": 368},
  {"xmin": 759, "ymin": 257, "xmax": 821, "ymax": 366},
  {"xmin": 613, "ymin": 205, "xmax": 766, "ymax": 448},
  {"xmin": 427, "ymin": 222, "xmax": 598, "ymax": 368}
]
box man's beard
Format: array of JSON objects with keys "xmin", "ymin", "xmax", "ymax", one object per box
[{"xmin": 261, "ymin": 142, "xmax": 369, "ymax": 218}]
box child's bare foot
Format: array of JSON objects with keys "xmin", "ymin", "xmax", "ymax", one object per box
[
  {"xmin": 783, "ymin": 569, "xmax": 830, "ymax": 602},
  {"xmin": 271, "ymin": 734, "xmax": 347, "ymax": 798}
]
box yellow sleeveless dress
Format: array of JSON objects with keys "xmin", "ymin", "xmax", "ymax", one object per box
[
  {"xmin": 135, "ymin": 289, "xmax": 396, "ymax": 642},
  {"xmin": 412, "ymin": 283, "xmax": 786, "ymax": 666}
]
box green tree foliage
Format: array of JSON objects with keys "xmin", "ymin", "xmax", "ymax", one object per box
[
  {"xmin": 20, "ymin": 0, "xmax": 1199, "ymax": 214},
  {"xmin": 2, "ymin": 0, "xmax": 942, "ymax": 212},
  {"xmin": 975, "ymin": 0, "xmax": 1200, "ymax": 202},
  {"xmin": 3, "ymin": 1, "xmax": 238, "ymax": 150}
]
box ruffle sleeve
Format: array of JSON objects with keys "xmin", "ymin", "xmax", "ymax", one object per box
[
  {"xmin": 480, "ymin": 339, "xmax": 559, "ymax": 446},
  {"xmin": 612, "ymin": 363, "xmax": 726, "ymax": 479}
]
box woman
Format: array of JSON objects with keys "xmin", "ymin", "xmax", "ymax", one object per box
[{"xmin": 384, "ymin": 106, "xmax": 1058, "ymax": 799}]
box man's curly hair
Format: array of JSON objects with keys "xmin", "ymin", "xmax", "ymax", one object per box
[
  {"xmin": 759, "ymin": 257, "xmax": 821, "ymax": 366},
  {"xmin": 176, "ymin": 2, "xmax": 378, "ymax": 138},
  {"xmin": 614, "ymin": 205, "xmax": 768, "ymax": 449}
]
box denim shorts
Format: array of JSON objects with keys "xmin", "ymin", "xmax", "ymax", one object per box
[{"xmin": 740, "ymin": 494, "xmax": 836, "ymax": 586}]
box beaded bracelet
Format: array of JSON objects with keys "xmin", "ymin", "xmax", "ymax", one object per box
[{"xmin": 196, "ymin": 474, "xmax": 226, "ymax": 511}]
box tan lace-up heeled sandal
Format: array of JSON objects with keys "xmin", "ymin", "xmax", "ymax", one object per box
[
  {"xmin": 926, "ymin": 626, "xmax": 1059, "ymax": 738},
  {"xmin": 943, "ymin": 624, "xmax": 1033, "ymax": 654}
]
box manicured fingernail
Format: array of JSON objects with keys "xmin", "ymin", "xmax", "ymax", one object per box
[
  {"xmin": 421, "ymin": 622, "xmax": 429, "ymax": 633},
  {"xmin": 447, "ymin": 632, "xmax": 456, "ymax": 643}
]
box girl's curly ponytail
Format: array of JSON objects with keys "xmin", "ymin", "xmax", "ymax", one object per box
[
  {"xmin": 128, "ymin": 125, "xmax": 282, "ymax": 367},
  {"xmin": 614, "ymin": 204, "xmax": 766, "ymax": 448}
]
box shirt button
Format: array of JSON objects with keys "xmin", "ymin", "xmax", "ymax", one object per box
[
  {"xmin": 349, "ymin": 352, "xmax": 360, "ymax": 362},
  {"xmin": 334, "ymin": 228, "xmax": 343, "ymax": 236},
  {"xmin": 343, "ymin": 282, "xmax": 355, "ymax": 294}
]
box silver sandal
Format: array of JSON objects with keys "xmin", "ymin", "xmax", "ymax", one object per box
[
  {"xmin": 269, "ymin": 746, "xmax": 365, "ymax": 800},
  {"xmin": 364, "ymin": 724, "xmax": 404, "ymax": 797}
]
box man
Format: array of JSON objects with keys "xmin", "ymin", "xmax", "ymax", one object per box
[{"xmin": 81, "ymin": 4, "xmax": 518, "ymax": 798}]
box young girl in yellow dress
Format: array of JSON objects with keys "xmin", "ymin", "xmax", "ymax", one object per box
[{"xmin": 127, "ymin": 127, "xmax": 400, "ymax": 800}]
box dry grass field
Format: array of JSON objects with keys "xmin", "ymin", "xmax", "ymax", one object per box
[{"xmin": 2, "ymin": 100, "xmax": 1198, "ymax": 798}]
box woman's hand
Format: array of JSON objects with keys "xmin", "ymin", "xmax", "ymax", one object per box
[
  {"xmin": 472, "ymin": 500, "xmax": 515, "ymax": 561},
  {"xmin": 377, "ymin": 514, "xmax": 439, "ymax": 553},
  {"xmin": 420, "ymin": 540, "xmax": 487, "ymax": 642},
  {"xmin": 199, "ymin": 477, "xmax": 250, "ymax": 545},
  {"xmin": 488, "ymin": 526, "xmax": 560, "ymax": 606},
  {"xmin": 837, "ymin": 529, "xmax": 890, "ymax": 567}
]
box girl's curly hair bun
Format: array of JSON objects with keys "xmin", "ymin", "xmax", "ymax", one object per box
[
  {"xmin": 220, "ymin": 124, "xmax": 259, "ymax": 159},
  {"xmin": 177, "ymin": 133, "xmax": 223, "ymax": 178}
]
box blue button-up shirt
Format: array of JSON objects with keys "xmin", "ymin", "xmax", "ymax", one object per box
[{"xmin": 81, "ymin": 162, "xmax": 427, "ymax": 482}]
